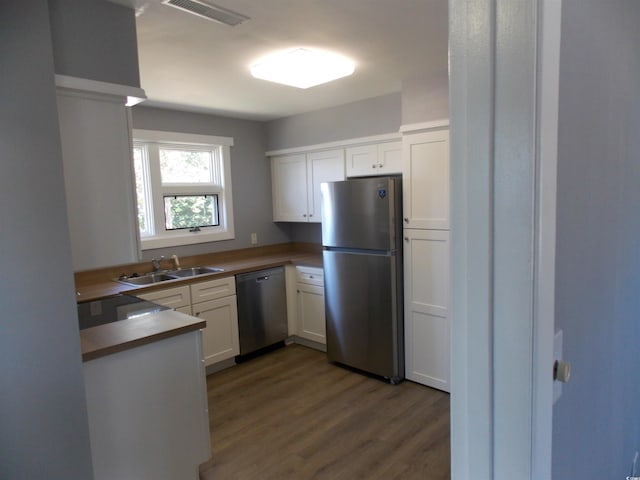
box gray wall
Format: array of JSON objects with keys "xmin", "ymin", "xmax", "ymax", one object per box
[
  {"xmin": 401, "ymin": 70, "xmax": 449, "ymax": 125},
  {"xmin": 553, "ymin": 0, "xmax": 640, "ymax": 477},
  {"xmin": 48, "ymin": 0, "xmax": 140, "ymax": 87},
  {"xmin": 265, "ymin": 93, "xmax": 402, "ymax": 151},
  {"xmin": 0, "ymin": 2, "xmax": 94, "ymax": 478},
  {"xmin": 131, "ymin": 106, "xmax": 291, "ymax": 260}
]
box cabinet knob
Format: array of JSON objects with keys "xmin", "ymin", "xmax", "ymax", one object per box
[
  {"xmin": 195, "ymin": 312, "xmax": 201, "ymax": 317},
  {"xmin": 309, "ymin": 275, "xmax": 314, "ymax": 279},
  {"xmin": 405, "ymin": 237, "xmax": 409, "ymax": 242},
  {"xmin": 372, "ymin": 164, "xmax": 377, "ymax": 168},
  {"xmin": 302, "ymin": 214, "xmax": 307, "ymax": 217},
  {"xmin": 404, "ymin": 217, "xmax": 409, "ymax": 223},
  {"xmin": 297, "ymin": 290, "xmax": 300, "ymax": 293},
  {"xmin": 309, "ymin": 214, "xmax": 313, "ymax": 217}
]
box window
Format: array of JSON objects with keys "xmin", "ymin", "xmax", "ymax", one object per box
[{"xmin": 132, "ymin": 129, "xmax": 234, "ymax": 249}]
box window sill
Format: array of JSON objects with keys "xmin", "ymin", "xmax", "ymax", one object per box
[{"xmin": 140, "ymin": 229, "xmax": 234, "ymax": 250}]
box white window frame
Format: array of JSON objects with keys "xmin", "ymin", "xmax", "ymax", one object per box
[{"xmin": 132, "ymin": 129, "xmax": 235, "ymax": 250}]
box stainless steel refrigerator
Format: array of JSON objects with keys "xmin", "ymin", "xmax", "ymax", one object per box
[{"xmin": 320, "ymin": 176, "xmax": 404, "ymax": 384}]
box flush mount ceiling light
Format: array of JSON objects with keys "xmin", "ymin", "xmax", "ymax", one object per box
[{"xmin": 250, "ymin": 48, "xmax": 355, "ymax": 89}]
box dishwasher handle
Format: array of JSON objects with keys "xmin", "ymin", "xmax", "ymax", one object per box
[{"xmin": 256, "ymin": 275, "xmax": 270, "ymax": 282}]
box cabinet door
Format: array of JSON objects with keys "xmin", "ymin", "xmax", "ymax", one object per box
[
  {"xmin": 192, "ymin": 296, "xmax": 239, "ymax": 366},
  {"xmin": 404, "ymin": 229, "xmax": 450, "ymax": 392},
  {"xmin": 296, "ymin": 283, "xmax": 326, "ymax": 344},
  {"xmin": 137, "ymin": 285, "xmax": 191, "ymax": 310},
  {"xmin": 345, "ymin": 144, "xmax": 377, "ymax": 177},
  {"xmin": 306, "ymin": 149, "xmax": 345, "ymax": 223},
  {"xmin": 376, "ymin": 141, "xmax": 402, "ymax": 174},
  {"xmin": 345, "ymin": 141, "xmax": 402, "ymax": 177},
  {"xmin": 271, "ymin": 154, "xmax": 309, "ymax": 221},
  {"xmin": 57, "ymin": 90, "xmax": 140, "ymax": 270},
  {"xmin": 402, "ymin": 130, "xmax": 450, "ymax": 229}
]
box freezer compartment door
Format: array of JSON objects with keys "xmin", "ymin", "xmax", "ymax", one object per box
[
  {"xmin": 323, "ymin": 249, "xmax": 403, "ymax": 379},
  {"xmin": 321, "ymin": 177, "xmax": 400, "ymax": 251}
]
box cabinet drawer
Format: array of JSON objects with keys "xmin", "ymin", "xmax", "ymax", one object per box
[
  {"xmin": 295, "ymin": 266, "xmax": 324, "ymax": 286},
  {"xmin": 191, "ymin": 276, "xmax": 236, "ymax": 304},
  {"xmin": 136, "ymin": 285, "xmax": 191, "ymax": 309}
]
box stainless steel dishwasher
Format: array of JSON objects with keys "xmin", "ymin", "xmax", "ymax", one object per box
[{"xmin": 235, "ymin": 266, "xmax": 287, "ymax": 357}]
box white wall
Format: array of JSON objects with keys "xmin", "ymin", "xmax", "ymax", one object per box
[
  {"xmin": 553, "ymin": 0, "xmax": 640, "ymax": 477},
  {"xmin": 0, "ymin": 2, "xmax": 94, "ymax": 478}
]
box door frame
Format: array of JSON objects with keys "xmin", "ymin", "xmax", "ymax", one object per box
[{"xmin": 449, "ymin": 0, "xmax": 561, "ymax": 478}]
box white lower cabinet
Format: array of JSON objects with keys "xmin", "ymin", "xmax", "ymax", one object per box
[
  {"xmin": 403, "ymin": 229, "xmax": 450, "ymax": 392},
  {"xmin": 137, "ymin": 285, "xmax": 191, "ymax": 315},
  {"xmin": 295, "ymin": 266, "xmax": 326, "ymax": 344},
  {"xmin": 191, "ymin": 277, "xmax": 239, "ymax": 367},
  {"xmin": 137, "ymin": 276, "xmax": 239, "ymax": 367}
]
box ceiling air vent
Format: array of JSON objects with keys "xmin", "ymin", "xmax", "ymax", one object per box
[{"xmin": 162, "ymin": 0, "xmax": 249, "ymax": 26}]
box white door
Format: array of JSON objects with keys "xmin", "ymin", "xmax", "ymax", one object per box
[
  {"xmin": 306, "ymin": 149, "xmax": 345, "ymax": 223},
  {"xmin": 193, "ymin": 296, "xmax": 239, "ymax": 366},
  {"xmin": 345, "ymin": 143, "xmax": 377, "ymax": 177},
  {"xmin": 404, "ymin": 229, "xmax": 450, "ymax": 391},
  {"xmin": 402, "ymin": 130, "xmax": 450, "ymax": 230},
  {"xmin": 296, "ymin": 283, "xmax": 326, "ymax": 344},
  {"xmin": 376, "ymin": 141, "xmax": 402, "ymax": 174},
  {"xmin": 271, "ymin": 154, "xmax": 308, "ymax": 221}
]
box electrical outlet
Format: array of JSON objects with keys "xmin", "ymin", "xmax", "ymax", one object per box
[{"xmin": 250, "ymin": 233, "xmax": 258, "ymax": 245}]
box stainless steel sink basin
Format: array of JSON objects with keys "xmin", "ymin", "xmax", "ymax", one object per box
[
  {"xmin": 117, "ymin": 273, "xmax": 177, "ymax": 286},
  {"xmin": 114, "ymin": 266, "xmax": 224, "ymax": 286},
  {"xmin": 168, "ymin": 266, "xmax": 225, "ymax": 278}
]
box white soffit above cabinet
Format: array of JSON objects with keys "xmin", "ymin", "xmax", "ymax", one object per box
[
  {"xmin": 108, "ymin": 0, "xmax": 448, "ymax": 121},
  {"xmin": 55, "ymin": 75, "xmax": 147, "ymax": 106}
]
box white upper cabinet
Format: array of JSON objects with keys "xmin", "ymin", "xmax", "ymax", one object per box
[
  {"xmin": 56, "ymin": 76, "xmax": 145, "ymax": 271},
  {"xmin": 271, "ymin": 149, "xmax": 344, "ymax": 222},
  {"xmin": 346, "ymin": 141, "xmax": 402, "ymax": 177},
  {"xmin": 271, "ymin": 153, "xmax": 308, "ymax": 222},
  {"xmin": 306, "ymin": 150, "xmax": 345, "ymax": 222},
  {"xmin": 402, "ymin": 129, "xmax": 450, "ymax": 230}
]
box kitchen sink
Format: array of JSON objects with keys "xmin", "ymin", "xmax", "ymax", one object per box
[
  {"xmin": 168, "ymin": 266, "xmax": 225, "ymax": 277},
  {"xmin": 118, "ymin": 273, "xmax": 177, "ymax": 286},
  {"xmin": 115, "ymin": 266, "xmax": 224, "ymax": 286}
]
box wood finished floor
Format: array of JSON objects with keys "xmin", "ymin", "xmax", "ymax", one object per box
[{"xmin": 199, "ymin": 344, "xmax": 450, "ymax": 480}]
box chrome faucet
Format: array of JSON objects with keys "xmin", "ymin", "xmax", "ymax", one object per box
[
  {"xmin": 151, "ymin": 256, "xmax": 165, "ymax": 272},
  {"xmin": 171, "ymin": 254, "xmax": 180, "ymax": 270}
]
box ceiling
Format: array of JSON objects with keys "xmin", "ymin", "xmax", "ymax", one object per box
[{"xmin": 115, "ymin": 0, "xmax": 448, "ymax": 121}]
